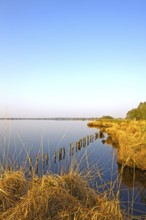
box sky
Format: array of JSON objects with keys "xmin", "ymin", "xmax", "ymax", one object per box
[{"xmin": 0, "ymin": 0, "xmax": 146, "ymax": 118}]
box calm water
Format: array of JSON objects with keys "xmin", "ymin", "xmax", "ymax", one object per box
[{"xmin": 0, "ymin": 119, "xmax": 146, "ymax": 217}]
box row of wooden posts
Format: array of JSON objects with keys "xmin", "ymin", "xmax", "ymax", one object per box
[{"xmin": 27, "ymin": 131, "xmax": 104, "ymax": 174}]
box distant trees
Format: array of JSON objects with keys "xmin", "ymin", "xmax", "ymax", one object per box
[
  {"xmin": 126, "ymin": 102, "xmax": 146, "ymax": 120},
  {"xmin": 101, "ymin": 115, "xmax": 114, "ymax": 119}
]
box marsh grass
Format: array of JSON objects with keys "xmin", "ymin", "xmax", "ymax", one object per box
[
  {"xmin": 88, "ymin": 119, "xmax": 146, "ymax": 170},
  {"xmin": 0, "ymin": 137, "xmax": 125, "ymax": 219},
  {"xmin": 0, "ymin": 165, "xmax": 127, "ymax": 220},
  {"xmin": 0, "ymin": 150, "xmax": 138, "ymax": 220},
  {"xmin": 0, "ymin": 119, "xmax": 146, "ymax": 219}
]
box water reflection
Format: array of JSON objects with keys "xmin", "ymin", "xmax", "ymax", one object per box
[
  {"xmin": 24, "ymin": 131, "xmax": 99, "ymax": 174},
  {"xmin": 118, "ymin": 164, "xmax": 146, "ymax": 216},
  {"xmin": 99, "ymin": 131, "xmax": 105, "ymax": 139},
  {"xmin": 101, "ymin": 135, "xmax": 118, "ymax": 148},
  {"xmin": 1, "ymin": 120, "xmax": 146, "ymax": 216},
  {"xmin": 118, "ymin": 164, "xmax": 146, "ymax": 189},
  {"xmin": 0, "ymin": 130, "xmax": 103, "ymax": 175}
]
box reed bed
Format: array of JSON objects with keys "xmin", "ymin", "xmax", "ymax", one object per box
[{"xmin": 88, "ymin": 119, "xmax": 146, "ymax": 171}]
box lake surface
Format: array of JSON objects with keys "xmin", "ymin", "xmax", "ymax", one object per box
[{"xmin": 0, "ymin": 119, "xmax": 146, "ymax": 217}]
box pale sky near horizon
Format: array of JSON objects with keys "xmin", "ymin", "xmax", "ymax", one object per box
[{"xmin": 0, "ymin": 0, "xmax": 146, "ymax": 118}]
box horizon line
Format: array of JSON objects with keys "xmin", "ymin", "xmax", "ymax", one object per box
[{"xmin": 0, "ymin": 117, "xmax": 97, "ymax": 121}]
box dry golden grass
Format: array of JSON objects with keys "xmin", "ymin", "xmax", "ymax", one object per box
[
  {"xmin": 0, "ymin": 169, "xmax": 126, "ymax": 220},
  {"xmin": 88, "ymin": 119, "xmax": 146, "ymax": 170}
]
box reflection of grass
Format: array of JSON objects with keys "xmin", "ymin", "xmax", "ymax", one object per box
[
  {"xmin": 118, "ymin": 163, "xmax": 146, "ymax": 216},
  {"xmin": 88, "ymin": 119, "xmax": 146, "ymax": 171}
]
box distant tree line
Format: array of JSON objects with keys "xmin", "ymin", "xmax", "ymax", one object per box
[
  {"xmin": 126, "ymin": 102, "xmax": 146, "ymax": 120},
  {"xmin": 101, "ymin": 115, "xmax": 114, "ymax": 119}
]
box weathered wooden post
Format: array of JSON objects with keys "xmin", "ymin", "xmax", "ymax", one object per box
[
  {"xmin": 59, "ymin": 148, "xmax": 63, "ymax": 161},
  {"xmin": 83, "ymin": 137, "xmax": 86, "ymax": 147}
]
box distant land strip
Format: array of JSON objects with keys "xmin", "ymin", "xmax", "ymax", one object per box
[{"xmin": 0, "ymin": 117, "xmax": 96, "ymax": 121}]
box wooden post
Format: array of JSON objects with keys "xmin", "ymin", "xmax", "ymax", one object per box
[
  {"xmin": 87, "ymin": 136, "xmax": 89, "ymax": 145},
  {"xmin": 83, "ymin": 137, "xmax": 86, "ymax": 147},
  {"xmin": 59, "ymin": 148, "xmax": 63, "ymax": 161}
]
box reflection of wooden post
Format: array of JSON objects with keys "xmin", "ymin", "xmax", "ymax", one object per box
[
  {"xmin": 76, "ymin": 142, "xmax": 78, "ymax": 152},
  {"xmin": 99, "ymin": 131, "xmax": 104, "ymax": 139},
  {"xmin": 95, "ymin": 132, "xmax": 98, "ymax": 140},
  {"xmin": 72, "ymin": 144, "xmax": 74, "ymax": 155},
  {"xmin": 63, "ymin": 148, "xmax": 65, "ymax": 159},
  {"xmin": 87, "ymin": 136, "xmax": 90, "ymax": 145},
  {"xmin": 42, "ymin": 154, "xmax": 45, "ymax": 168},
  {"xmin": 70, "ymin": 144, "xmax": 72, "ymax": 156},
  {"xmin": 35, "ymin": 154, "xmax": 39, "ymax": 174},
  {"xmin": 70, "ymin": 144, "xmax": 74, "ymax": 155},
  {"xmin": 46, "ymin": 153, "xmax": 49, "ymax": 165},
  {"xmin": 90, "ymin": 135, "xmax": 92, "ymax": 143},
  {"xmin": 28, "ymin": 157, "xmax": 32, "ymax": 172},
  {"xmin": 54, "ymin": 152, "xmax": 56, "ymax": 163},
  {"xmin": 80, "ymin": 139, "xmax": 83, "ymax": 147}
]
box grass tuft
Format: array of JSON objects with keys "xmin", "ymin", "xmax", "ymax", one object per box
[{"xmin": 0, "ymin": 170, "xmax": 125, "ymax": 220}]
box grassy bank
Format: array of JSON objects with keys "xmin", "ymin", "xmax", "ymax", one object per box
[
  {"xmin": 88, "ymin": 119, "xmax": 146, "ymax": 170},
  {"xmin": 0, "ymin": 169, "xmax": 125, "ymax": 220}
]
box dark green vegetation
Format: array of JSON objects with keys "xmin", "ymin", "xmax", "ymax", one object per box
[
  {"xmin": 100, "ymin": 116, "xmax": 114, "ymax": 119},
  {"xmin": 126, "ymin": 102, "xmax": 146, "ymax": 120}
]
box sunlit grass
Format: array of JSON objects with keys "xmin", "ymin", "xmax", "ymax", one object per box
[
  {"xmin": 0, "ymin": 119, "xmax": 146, "ymax": 219},
  {"xmin": 0, "ymin": 165, "xmax": 127, "ymax": 220},
  {"xmin": 88, "ymin": 119, "xmax": 146, "ymax": 170}
]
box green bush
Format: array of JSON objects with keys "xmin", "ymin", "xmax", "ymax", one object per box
[{"xmin": 126, "ymin": 102, "xmax": 146, "ymax": 120}]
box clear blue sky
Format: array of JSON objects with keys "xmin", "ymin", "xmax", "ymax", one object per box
[{"xmin": 0, "ymin": 0, "xmax": 146, "ymax": 118}]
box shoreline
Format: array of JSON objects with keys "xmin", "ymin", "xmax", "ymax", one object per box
[{"xmin": 88, "ymin": 119, "xmax": 146, "ymax": 171}]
